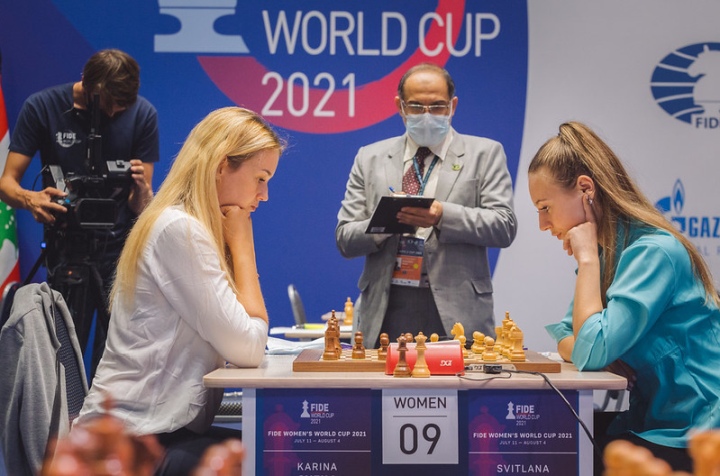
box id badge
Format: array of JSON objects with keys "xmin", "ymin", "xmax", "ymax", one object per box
[{"xmin": 391, "ymin": 236, "xmax": 425, "ymax": 287}]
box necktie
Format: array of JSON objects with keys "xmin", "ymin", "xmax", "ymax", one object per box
[{"xmin": 402, "ymin": 147, "xmax": 432, "ymax": 195}]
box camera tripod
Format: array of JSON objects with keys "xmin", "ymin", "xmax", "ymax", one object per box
[
  {"xmin": 27, "ymin": 229, "xmax": 115, "ymax": 380},
  {"xmin": 51, "ymin": 262, "xmax": 110, "ymax": 374}
]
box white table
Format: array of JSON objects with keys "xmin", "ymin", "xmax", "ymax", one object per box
[
  {"xmin": 205, "ymin": 354, "xmax": 626, "ymax": 475},
  {"xmin": 269, "ymin": 324, "xmax": 353, "ymax": 340}
]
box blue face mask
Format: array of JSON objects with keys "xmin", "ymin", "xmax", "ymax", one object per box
[{"xmin": 405, "ymin": 111, "xmax": 451, "ymax": 147}]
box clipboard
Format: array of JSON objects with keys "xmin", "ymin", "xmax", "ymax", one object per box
[{"xmin": 365, "ymin": 195, "xmax": 434, "ymax": 234}]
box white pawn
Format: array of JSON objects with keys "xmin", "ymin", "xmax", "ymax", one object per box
[
  {"xmin": 482, "ymin": 336, "xmax": 498, "ymax": 362},
  {"xmin": 412, "ymin": 332, "xmax": 431, "ymax": 378}
]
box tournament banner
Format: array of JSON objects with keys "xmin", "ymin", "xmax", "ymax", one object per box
[
  {"xmin": 0, "ymin": 66, "xmax": 21, "ymax": 301},
  {"xmin": 491, "ymin": 2, "xmax": 720, "ymax": 351},
  {"xmin": 467, "ymin": 389, "xmax": 579, "ymax": 475},
  {"xmin": 250, "ymin": 387, "xmax": 584, "ymax": 475},
  {"xmin": 2, "ymin": 2, "xmax": 718, "ymax": 351},
  {"xmin": 257, "ymin": 388, "xmax": 373, "ymax": 475},
  {"xmin": 0, "ymin": 0, "xmax": 527, "ymax": 333}
]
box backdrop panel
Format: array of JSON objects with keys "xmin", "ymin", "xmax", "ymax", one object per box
[
  {"xmin": 0, "ymin": 0, "xmax": 527, "ymax": 333},
  {"xmin": 1, "ymin": 1, "xmax": 718, "ymax": 352},
  {"xmin": 493, "ymin": 0, "xmax": 720, "ymax": 351}
]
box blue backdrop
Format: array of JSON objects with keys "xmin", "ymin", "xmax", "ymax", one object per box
[{"xmin": 0, "ymin": 0, "xmax": 527, "ymax": 328}]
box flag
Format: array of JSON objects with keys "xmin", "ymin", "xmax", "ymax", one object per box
[{"xmin": 0, "ymin": 71, "xmax": 21, "ymax": 299}]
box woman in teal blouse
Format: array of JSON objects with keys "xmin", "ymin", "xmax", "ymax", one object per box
[{"xmin": 527, "ymin": 121, "xmax": 720, "ymax": 472}]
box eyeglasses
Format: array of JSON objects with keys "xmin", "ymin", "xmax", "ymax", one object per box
[{"xmin": 401, "ymin": 101, "xmax": 452, "ymax": 116}]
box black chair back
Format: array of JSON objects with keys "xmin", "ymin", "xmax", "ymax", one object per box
[{"xmin": 287, "ymin": 284, "xmax": 307, "ymax": 326}]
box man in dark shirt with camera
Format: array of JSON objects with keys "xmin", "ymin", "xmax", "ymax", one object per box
[{"xmin": 0, "ymin": 49, "xmax": 159, "ymax": 378}]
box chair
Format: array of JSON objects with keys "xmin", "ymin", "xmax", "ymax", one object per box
[
  {"xmin": 0, "ymin": 282, "xmax": 21, "ymax": 329},
  {"xmin": 214, "ymin": 390, "xmax": 243, "ymax": 428},
  {"xmin": 596, "ymin": 389, "xmax": 626, "ymax": 412},
  {"xmin": 287, "ymin": 284, "xmax": 307, "ymax": 327},
  {"xmin": 0, "ymin": 283, "xmax": 88, "ymax": 475}
]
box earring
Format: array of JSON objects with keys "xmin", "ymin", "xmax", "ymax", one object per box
[{"xmin": 588, "ymin": 197, "xmax": 594, "ymax": 205}]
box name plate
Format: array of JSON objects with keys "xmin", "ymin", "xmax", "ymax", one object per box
[{"xmin": 382, "ymin": 389, "xmax": 459, "ymax": 464}]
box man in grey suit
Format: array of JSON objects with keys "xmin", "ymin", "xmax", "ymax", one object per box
[{"xmin": 336, "ymin": 63, "xmax": 517, "ymax": 348}]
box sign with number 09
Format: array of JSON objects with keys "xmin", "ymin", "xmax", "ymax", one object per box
[{"xmin": 381, "ymin": 389, "xmax": 459, "ymax": 464}]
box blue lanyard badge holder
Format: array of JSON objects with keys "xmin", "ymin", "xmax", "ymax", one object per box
[{"xmin": 391, "ymin": 156, "xmax": 438, "ymax": 288}]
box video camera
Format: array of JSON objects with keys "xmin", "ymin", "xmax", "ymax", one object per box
[{"xmin": 44, "ymin": 94, "xmax": 133, "ymax": 230}]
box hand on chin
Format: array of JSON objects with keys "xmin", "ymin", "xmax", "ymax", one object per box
[{"xmin": 220, "ymin": 204, "xmax": 249, "ymax": 216}]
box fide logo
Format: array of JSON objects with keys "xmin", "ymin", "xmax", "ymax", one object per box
[
  {"xmin": 299, "ymin": 400, "xmax": 335, "ymax": 420},
  {"xmin": 55, "ymin": 131, "xmax": 81, "ymax": 149},
  {"xmin": 650, "ymin": 42, "xmax": 720, "ymax": 129},
  {"xmin": 505, "ymin": 401, "xmax": 539, "ymax": 422},
  {"xmin": 300, "ymin": 400, "xmax": 310, "ymax": 418},
  {"xmin": 505, "ymin": 401, "xmax": 516, "ymax": 420}
]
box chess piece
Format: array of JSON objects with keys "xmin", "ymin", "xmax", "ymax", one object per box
[
  {"xmin": 458, "ymin": 335, "xmax": 468, "ymax": 358},
  {"xmin": 378, "ymin": 333, "xmax": 389, "ymax": 361},
  {"xmin": 502, "ymin": 310, "xmax": 512, "ymax": 328},
  {"xmin": 343, "ymin": 297, "xmax": 354, "ymax": 326},
  {"xmin": 509, "ymin": 325, "xmax": 526, "ymax": 362},
  {"xmin": 451, "ymin": 322, "xmax": 465, "ymax": 342},
  {"xmin": 393, "ymin": 336, "xmax": 412, "ymax": 377},
  {"xmin": 41, "ymin": 394, "xmax": 164, "ymax": 476},
  {"xmin": 352, "ymin": 331, "xmax": 366, "ymax": 359},
  {"xmin": 404, "ymin": 332, "xmax": 414, "ymax": 343},
  {"xmin": 603, "ymin": 439, "xmax": 671, "ymax": 476},
  {"xmin": 494, "ymin": 325, "xmax": 505, "ymax": 354},
  {"xmin": 482, "ymin": 336, "xmax": 498, "ymax": 361},
  {"xmin": 411, "ymin": 332, "xmax": 431, "ymax": 378},
  {"xmin": 502, "ymin": 319, "xmax": 514, "ymax": 358},
  {"xmin": 471, "ymin": 331, "xmax": 485, "ymax": 354},
  {"xmin": 689, "ymin": 430, "xmax": 720, "ymax": 476},
  {"xmin": 322, "ymin": 319, "xmax": 339, "ymax": 360},
  {"xmin": 603, "ymin": 439, "xmax": 638, "ymax": 474},
  {"xmin": 193, "ymin": 438, "xmax": 245, "ymax": 476},
  {"xmin": 430, "ymin": 333, "xmax": 439, "ymax": 342},
  {"xmin": 329, "ymin": 311, "xmax": 342, "ymax": 358}
]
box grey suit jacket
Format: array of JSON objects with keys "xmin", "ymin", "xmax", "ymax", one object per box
[
  {"xmin": 335, "ymin": 130, "xmax": 517, "ymax": 347},
  {"xmin": 0, "ymin": 283, "xmax": 87, "ymax": 476}
]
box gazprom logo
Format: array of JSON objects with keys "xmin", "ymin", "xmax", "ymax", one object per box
[
  {"xmin": 650, "ymin": 42, "xmax": 720, "ymax": 129},
  {"xmin": 656, "ymin": 179, "xmax": 720, "ymax": 239}
]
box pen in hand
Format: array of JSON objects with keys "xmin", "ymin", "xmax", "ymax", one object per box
[{"xmin": 389, "ymin": 186, "xmax": 408, "ymax": 197}]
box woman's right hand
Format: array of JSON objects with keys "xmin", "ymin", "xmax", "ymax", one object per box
[
  {"xmin": 221, "ymin": 205, "xmax": 254, "ymax": 253},
  {"xmin": 220, "ymin": 204, "xmax": 268, "ymax": 322}
]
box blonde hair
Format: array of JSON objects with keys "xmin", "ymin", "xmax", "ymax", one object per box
[
  {"xmin": 529, "ymin": 121, "xmax": 719, "ymax": 307},
  {"xmin": 111, "ymin": 107, "xmax": 285, "ymax": 308}
]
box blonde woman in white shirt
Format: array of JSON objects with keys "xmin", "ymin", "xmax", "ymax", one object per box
[{"xmin": 77, "ymin": 107, "xmax": 284, "ymax": 475}]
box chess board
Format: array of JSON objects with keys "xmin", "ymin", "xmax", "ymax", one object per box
[
  {"xmin": 293, "ymin": 348, "xmax": 386, "ymax": 372},
  {"xmin": 463, "ymin": 350, "xmax": 561, "ymax": 373},
  {"xmin": 292, "ymin": 348, "xmax": 561, "ymax": 373}
]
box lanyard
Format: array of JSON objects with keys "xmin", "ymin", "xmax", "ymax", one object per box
[{"xmin": 413, "ymin": 155, "xmax": 439, "ymax": 196}]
